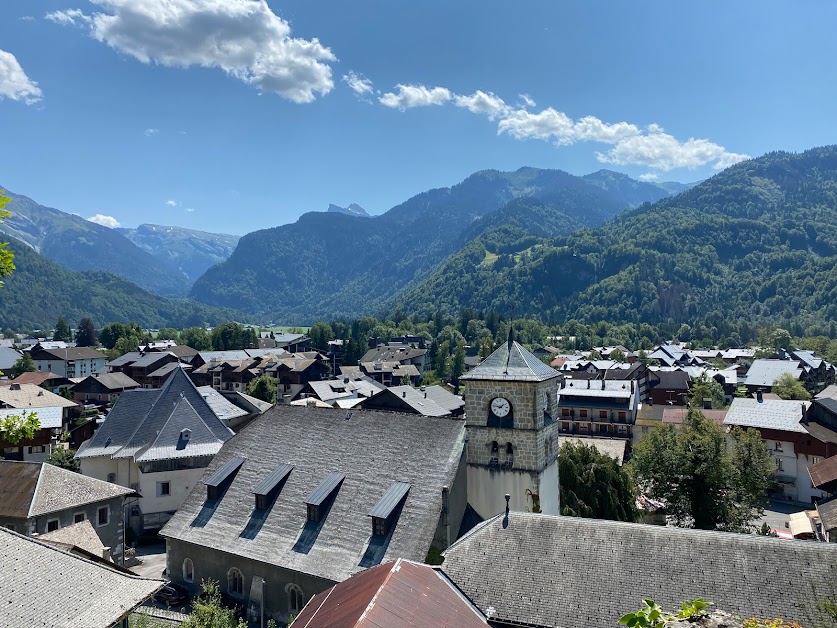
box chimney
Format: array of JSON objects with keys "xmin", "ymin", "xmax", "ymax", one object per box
[
  {"xmin": 756, "ymin": 390, "xmax": 763, "ymax": 403},
  {"xmin": 601, "ymin": 380, "xmax": 606, "ymax": 390},
  {"xmin": 702, "ymin": 398, "xmax": 712, "ymax": 410},
  {"xmin": 402, "ymin": 391, "xmax": 406, "ymax": 398},
  {"xmin": 587, "ymin": 380, "xmax": 590, "ymax": 389}
]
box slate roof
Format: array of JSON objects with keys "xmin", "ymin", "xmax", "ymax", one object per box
[
  {"xmin": 461, "ymin": 337, "xmax": 560, "ymax": 383},
  {"xmin": 0, "ymin": 383, "xmax": 77, "ymax": 409},
  {"xmin": 39, "ymin": 519, "xmax": 108, "ymax": 557},
  {"xmin": 0, "ymin": 460, "xmax": 134, "ymax": 519},
  {"xmin": 76, "ymin": 368, "xmax": 234, "ymax": 460},
  {"xmin": 649, "ymin": 368, "xmax": 690, "ymax": 390},
  {"xmin": 195, "ymin": 386, "xmax": 251, "ymax": 422},
  {"xmin": 106, "ymin": 351, "xmax": 145, "ymax": 367},
  {"xmin": 0, "ymin": 527, "xmax": 164, "ymax": 627},
  {"xmin": 441, "ymin": 512, "xmax": 837, "ymax": 628},
  {"xmin": 816, "ymin": 384, "xmax": 837, "ymax": 400},
  {"xmin": 0, "ymin": 346, "xmax": 22, "ymax": 370},
  {"xmin": 422, "ymin": 385, "xmax": 466, "ymax": 413},
  {"xmin": 0, "ymin": 406, "xmax": 63, "ymax": 429},
  {"xmin": 744, "ymin": 359, "xmax": 805, "ymax": 388},
  {"xmin": 371, "ymin": 386, "xmax": 452, "ymax": 417},
  {"xmin": 360, "ymin": 345, "xmax": 427, "ymax": 364},
  {"xmin": 31, "ymin": 346, "xmax": 107, "ymax": 361},
  {"xmin": 146, "ymin": 362, "xmax": 192, "ymax": 378},
  {"xmin": 160, "ymin": 405, "xmax": 466, "ymax": 584},
  {"xmin": 808, "ymin": 455, "xmax": 837, "ymax": 490},
  {"xmin": 293, "ymin": 558, "xmax": 488, "ymax": 628},
  {"xmin": 87, "ymin": 372, "xmax": 141, "ymax": 391},
  {"xmin": 723, "ymin": 398, "xmax": 809, "ymax": 433},
  {"xmin": 817, "ymin": 494, "xmax": 837, "ymax": 532}
]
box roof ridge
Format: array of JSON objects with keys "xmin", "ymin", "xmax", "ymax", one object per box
[
  {"xmin": 26, "ymin": 461, "xmax": 46, "ymax": 519},
  {"xmin": 354, "ymin": 558, "xmax": 403, "ymax": 627}
]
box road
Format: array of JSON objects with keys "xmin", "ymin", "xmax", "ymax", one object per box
[{"xmin": 130, "ymin": 542, "xmax": 168, "ymax": 579}]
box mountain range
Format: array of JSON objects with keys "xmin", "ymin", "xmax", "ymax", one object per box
[{"xmin": 327, "ymin": 203, "xmax": 370, "ymax": 218}]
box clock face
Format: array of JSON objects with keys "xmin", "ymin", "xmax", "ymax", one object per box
[{"xmin": 491, "ymin": 397, "xmax": 511, "ymax": 418}]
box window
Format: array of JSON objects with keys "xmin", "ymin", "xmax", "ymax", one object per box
[
  {"xmin": 73, "ymin": 512, "xmax": 85, "ymax": 523},
  {"xmin": 107, "ymin": 473, "xmax": 117, "ymax": 483},
  {"xmin": 812, "ymin": 456, "xmax": 821, "ymax": 465},
  {"xmin": 157, "ymin": 481, "xmax": 171, "ymax": 497},
  {"xmin": 97, "ymin": 506, "xmax": 109, "ymax": 527},
  {"xmin": 287, "ymin": 584, "xmax": 304, "ymax": 615},
  {"xmin": 228, "ymin": 568, "xmax": 244, "ymax": 596},
  {"xmin": 562, "ymin": 408, "xmax": 570, "ymax": 417},
  {"xmin": 183, "ymin": 558, "xmax": 194, "ymax": 583},
  {"xmin": 618, "ymin": 411, "xmax": 626, "ymax": 422},
  {"xmin": 775, "ymin": 457, "xmax": 784, "ymax": 472},
  {"xmin": 774, "ymin": 441, "xmax": 783, "ymax": 452},
  {"xmin": 599, "ymin": 410, "xmax": 607, "ymax": 420},
  {"xmin": 641, "ymin": 426, "xmax": 649, "ymax": 433},
  {"xmin": 489, "ymin": 441, "xmax": 499, "ymax": 463},
  {"xmin": 47, "ymin": 519, "xmax": 59, "ymax": 532},
  {"xmin": 580, "ymin": 409, "xmax": 588, "ymax": 418}
]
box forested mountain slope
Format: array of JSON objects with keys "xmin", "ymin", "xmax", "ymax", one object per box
[
  {"xmin": 0, "ymin": 188, "xmax": 190, "ymax": 295},
  {"xmin": 394, "ymin": 146, "xmax": 837, "ymax": 331},
  {"xmin": 190, "ymin": 167, "xmax": 658, "ymax": 322},
  {"xmin": 0, "ymin": 238, "xmax": 239, "ymax": 330}
]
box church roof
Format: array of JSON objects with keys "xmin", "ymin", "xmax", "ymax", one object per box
[{"xmin": 461, "ymin": 332, "xmax": 559, "ymax": 383}]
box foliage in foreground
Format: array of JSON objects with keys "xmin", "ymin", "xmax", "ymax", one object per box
[
  {"xmin": 619, "ymin": 598, "xmax": 711, "ymax": 627},
  {"xmin": 0, "ymin": 410, "xmax": 40, "ymax": 446}
]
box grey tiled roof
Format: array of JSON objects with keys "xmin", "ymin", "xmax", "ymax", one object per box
[
  {"xmin": 0, "ymin": 461, "xmax": 133, "ymax": 519},
  {"xmin": 441, "ymin": 513, "xmax": 837, "ymax": 628},
  {"xmin": 134, "ymin": 398, "xmax": 225, "ymax": 462},
  {"xmin": 723, "ymin": 398, "xmax": 809, "ymax": 433},
  {"xmin": 88, "ymin": 372, "xmax": 141, "ymax": 390},
  {"xmin": 160, "ymin": 405, "xmax": 465, "ymax": 583},
  {"xmin": 817, "ymin": 494, "xmax": 837, "ymax": 532},
  {"xmin": 77, "ymin": 368, "xmax": 233, "ymax": 460},
  {"xmin": 39, "ymin": 519, "xmax": 107, "ymax": 557},
  {"xmin": 146, "ymin": 362, "xmax": 191, "ymax": 378},
  {"xmin": 0, "ymin": 527, "xmax": 163, "ymax": 627},
  {"xmin": 461, "ymin": 340, "xmax": 560, "ymax": 382},
  {"xmin": 375, "ymin": 386, "xmax": 452, "ymax": 417},
  {"xmin": 195, "ymin": 386, "xmax": 250, "ymax": 422},
  {"xmin": 744, "ymin": 359, "xmax": 804, "ymax": 388},
  {"xmin": 0, "ymin": 346, "xmax": 21, "ymax": 370},
  {"xmin": 360, "ymin": 345, "xmax": 427, "ymax": 364},
  {"xmin": 422, "ymin": 385, "xmax": 465, "ymax": 413},
  {"xmin": 106, "ymin": 351, "xmax": 144, "ymax": 367}
]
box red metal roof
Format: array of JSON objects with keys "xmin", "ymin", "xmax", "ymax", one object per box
[
  {"xmin": 293, "ymin": 558, "xmax": 488, "ymax": 628},
  {"xmin": 809, "ymin": 455, "xmax": 837, "ymax": 490}
]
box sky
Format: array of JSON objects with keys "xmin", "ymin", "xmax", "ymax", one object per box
[{"xmin": 0, "ymin": 0, "xmax": 835, "ymax": 236}]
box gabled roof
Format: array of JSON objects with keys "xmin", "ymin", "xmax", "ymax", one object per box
[
  {"xmin": 0, "ymin": 527, "xmax": 163, "ymax": 627},
  {"xmin": 135, "ymin": 398, "xmax": 226, "ymax": 462},
  {"xmin": 441, "ymin": 512, "xmax": 837, "ymax": 628},
  {"xmin": 461, "ymin": 334, "xmax": 559, "ymax": 383},
  {"xmin": 0, "ymin": 346, "xmax": 22, "ymax": 370},
  {"xmin": 744, "ymin": 359, "xmax": 805, "ymax": 388},
  {"xmin": 0, "ymin": 460, "xmax": 134, "ymax": 519},
  {"xmin": 2, "ymin": 370, "xmax": 64, "ymax": 387},
  {"xmin": 723, "ymin": 398, "xmax": 809, "ymax": 434},
  {"xmin": 371, "ymin": 386, "xmax": 452, "ymax": 417},
  {"xmin": 0, "ymin": 383, "xmax": 77, "ymax": 409},
  {"xmin": 808, "ymin": 455, "xmax": 837, "ymax": 490},
  {"xmin": 39, "ymin": 519, "xmax": 108, "ymax": 557},
  {"xmin": 649, "ymin": 368, "xmax": 691, "ymax": 390},
  {"xmin": 83, "ymin": 372, "xmax": 141, "ymax": 391},
  {"xmin": 146, "ymin": 362, "xmax": 192, "ymax": 379},
  {"xmin": 195, "ymin": 386, "xmax": 251, "ymax": 422},
  {"xmin": 30, "ymin": 346, "xmax": 107, "ymax": 361},
  {"xmin": 294, "ymin": 558, "xmax": 488, "ymax": 628},
  {"xmin": 160, "ymin": 406, "xmax": 466, "ymax": 584},
  {"xmin": 76, "ymin": 368, "xmax": 233, "ymax": 460},
  {"xmin": 360, "ymin": 345, "xmax": 427, "ymax": 364},
  {"xmin": 817, "ymin": 494, "xmax": 837, "ymax": 532}
]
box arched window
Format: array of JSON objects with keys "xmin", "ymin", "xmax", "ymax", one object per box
[
  {"xmin": 228, "ymin": 568, "xmax": 244, "ymax": 596},
  {"xmin": 286, "ymin": 583, "xmax": 305, "ymax": 615},
  {"xmin": 505, "ymin": 442, "xmax": 514, "ymax": 467},
  {"xmin": 489, "ymin": 441, "xmax": 499, "ymax": 464},
  {"xmin": 182, "ymin": 558, "xmax": 194, "ymax": 583}
]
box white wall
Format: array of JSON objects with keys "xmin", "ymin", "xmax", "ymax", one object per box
[{"xmin": 467, "ymin": 465, "xmax": 555, "ymax": 519}]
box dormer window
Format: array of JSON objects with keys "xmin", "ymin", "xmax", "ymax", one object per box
[
  {"xmin": 305, "ymin": 472, "xmax": 345, "ymax": 523},
  {"xmin": 180, "ymin": 429, "xmax": 191, "ymax": 442},
  {"xmin": 204, "ymin": 455, "xmax": 245, "ymax": 501},
  {"xmin": 253, "ymin": 463, "xmax": 293, "ymax": 511},
  {"xmin": 369, "ymin": 481, "xmax": 410, "ymax": 537}
]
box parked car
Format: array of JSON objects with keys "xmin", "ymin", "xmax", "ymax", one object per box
[{"xmin": 153, "ymin": 582, "xmax": 190, "ymax": 608}]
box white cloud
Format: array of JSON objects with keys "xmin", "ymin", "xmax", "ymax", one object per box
[
  {"xmin": 165, "ymin": 199, "xmax": 178, "ymax": 207},
  {"xmin": 0, "ymin": 49, "xmax": 43, "ymax": 104},
  {"xmin": 47, "ymin": 0, "xmax": 336, "ymax": 103},
  {"xmin": 498, "ymin": 108, "xmax": 641, "ymax": 146},
  {"xmin": 19, "ymin": 16, "xmax": 36, "ymax": 22},
  {"xmin": 342, "ymin": 71, "xmax": 373, "ymax": 96},
  {"xmin": 144, "ymin": 128, "xmax": 158, "ymax": 136},
  {"xmin": 379, "ymin": 84, "xmax": 451, "ymax": 110},
  {"xmin": 185, "ymin": 207, "xmax": 196, "ymax": 212},
  {"xmin": 87, "ymin": 214, "xmax": 121, "ymax": 228},
  {"xmin": 638, "ymin": 173, "xmax": 658, "ymax": 182},
  {"xmin": 518, "ymin": 93, "xmax": 536, "ymax": 108},
  {"xmin": 453, "ymin": 90, "xmax": 509, "ymax": 120}
]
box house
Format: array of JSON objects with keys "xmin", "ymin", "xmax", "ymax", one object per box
[
  {"xmin": 0, "ymin": 460, "xmax": 135, "ymax": 563},
  {"xmin": 809, "ymin": 456, "xmax": 837, "ymax": 495},
  {"xmin": 358, "ymin": 360, "xmax": 421, "ymax": 386},
  {"xmin": 160, "ymin": 405, "xmax": 467, "ymax": 625},
  {"xmin": 360, "ymin": 343, "xmax": 428, "ymax": 378},
  {"xmin": 646, "ymin": 368, "xmax": 690, "ymax": 406},
  {"xmin": 0, "ymin": 382, "xmax": 78, "ymax": 461},
  {"xmin": 1, "ymin": 370, "xmax": 74, "ymax": 393},
  {"xmin": 28, "ymin": 344, "xmax": 107, "ymax": 378},
  {"xmin": 723, "ymin": 397, "xmax": 837, "ymax": 503},
  {"xmin": 297, "ymin": 374, "xmax": 387, "ymax": 407},
  {"xmin": 107, "ymin": 351, "xmax": 185, "ymax": 388},
  {"xmin": 556, "ymin": 379, "xmax": 639, "ymax": 440},
  {"xmin": 0, "ymin": 345, "xmax": 21, "ymax": 373},
  {"xmin": 272, "ymin": 332, "xmax": 312, "ymax": 352},
  {"xmin": 75, "ymin": 368, "xmax": 235, "ymax": 537},
  {"xmin": 440, "ymin": 512, "xmax": 837, "ymax": 628},
  {"xmin": 360, "ymin": 385, "xmax": 463, "ymax": 417},
  {"xmin": 0, "ymin": 527, "xmax": 163, "ymax": 627},
  {"xmin": 294, "ymin": 558, "xmax": 489, "ymax": 627},
  {"xmin": 647, "ymin": 344, "xmax": 705, "ymax": 367},
  {"xmin": 72, "ymin": 372, "xmax": 141, "ymax": 405}
]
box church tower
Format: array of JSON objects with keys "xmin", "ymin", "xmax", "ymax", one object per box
[{"xmin": 461, "ymin": 328, "xmax": 562, "ymax": 519}]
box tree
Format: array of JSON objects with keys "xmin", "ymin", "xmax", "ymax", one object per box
[
  {"xmin": 157, "ymin": 327, "xmax": 180, "ymax": 342},
  {"xmin": 688, "ymin": 373, "xmax": 726, "ymax": 409},
  {"xmin": 46, "ymin": 448, "xmax": 80, "ymax": 473},
  {"xmin": 0, "ymin": 410, "xmax": 40, "ymax": 446},
  {"xmin": 247, "ymin": 375, "xmax": 277, "ymax": 404},
  {"xmin": 559, "ymin": 441, "xmax": 637, "ymax": 522},
  {"xmin": 609, "ymin": 348, "xmax": 626, "ymax": 363},
  {"xmin": 75, "ymin": 318, "xmax": 97, "ymax": 347},
  {"xmin": 53, "ymin": 317, "xmax": 72, "ymax": 342},
  {"xmin": 772, "ymin": 373, "xmax": 811, "ymax": 401},
  {"xmin": 435, "ymin": 340, "xmax": 450, "ymax": 381},
  {"xmin": 451, "ymin": 341, "xmax": 466, "ymax": 382},
  {"xmin": 181, "ymin": 580, "xmax": 247, "ymax": 628},
  {"xmin": 181, "ymin": 326, "xmax": 212, "ymax": 351},
  {"xmin": 630, "ymin": 410, "xmax": 773, "ymax": 531},
  {"xmin": 12, "ymin": 353, "xmax": 36, "ymax": 376},
  {"xmin": 309, "ymin": 321, "xmax": 334, "ymax": 352},
  {"xmin": 768, "ymin": 328, "xmax": 793, "ymax": 352},
  {"xmin": 211, "ymin": 322, "xmax": 252, "ymax": 351},
  {"xmin": 0, "ymin": 191, "xmax": 14, "ymax": 287}
]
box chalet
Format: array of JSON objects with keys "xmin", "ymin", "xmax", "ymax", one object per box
[
  {"xmin": 107, "ymin": 351, "xmax": 187, "ymax": 388},
  {"xmin": 0, "ymin": 527, "xmax": 163, "ymax": 627},
  {"xmin": 440, "ymin": 512, "xmax": 837, "ymax": 628},
  {"xmin": 72, "ymin": 372, "xmax": 141, "ymax": 405},
  {"xmin": 0, "ymin": 460, "xmax": 135, "ymax": 563},
  {"xmin": 28, "ymin": 344, "xmax": 107, "ymax": 378},
  {"xmin": 647, "ymin": 344, "xmax": 705, "ymax": 367},
  {"xmin": 556, "ymin": 379, "xmax": 639, "ymax": 440},
  {"xmin": 646, "ymin": 368, "xmax": 690, "ymax": 406},
  {"xmin": 358, "ymin": 360, "xmax": 421, "ymax": 386},
  {"xmin": 160, "ymin": 405, "xmax": 467, "ymax": 625},
  {"xmin": 76, "ymin": 368, "xmax": 236, "ymax": 537},
  {"xmin": 298, "ymin": 374, "xmax": 387, "ymax": 406},
  {"xmin": 360, "ymin": 343, "xmax": 428, "ymax": 378},
  {"xmin": 816, "ymin": 495, "xmax": 837, "ymax": 542},
  {"xmin": 361, "ymin": 385, "xmax": 464, "ymax": 417},
  {"xmin": 1, "ymin": 370, "xmax": 74, "ymax": 393}
]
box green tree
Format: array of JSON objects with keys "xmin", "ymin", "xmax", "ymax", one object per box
[
  {"xmin": 559, "ymin": 441, "xmax": 637, "ymax": 522},
  {"xmin": 247, "ymin": 375, "xmax": 277, "ymax": 404},
  {"xmin": 0, "ymin": 192, "xmax": 14, "ymax": 287},
  {"xmin": 157, "ymin": 327, "xmax": 180, "ymax": 341},
  {"xmin": 53, "ymin": 317, "xmax": 72, "ymax": 342},
  {"xmin": 75, "ymin": 317, "xmax": 97, "ymax": 347},
  {"xmin": 772, "ymin": 373, "xmax": 811, "ymax": 400},
  {"xmin": 309, "ymin": 321, "xmax": 334, "ymax": 352},
  {"xmin": 768, "ymin": 328, "xmax": 793, "ymax": 352},
  {"xmin": 12, "ymin": 352, "xmax": 36, "ymax": 376},
  {"xmin": 211, "ymin": 322, "xmax": 251, "ymax": 351},
  {"xmin": 451, "ymin": 340, "xmax": 466, "ymax": 382},
  {"xmin": 181, "ymin": 580, "xmax": 247, "ymax": 628},
  {"xmin": 0, "ymin": 410, "xmax": 40, "ymax": 445},
  {"xmin": 46, "ymin": 448, "xmax": 80, "ymax": 473},
  {"xmin": 688, "ymin": 373, "xmax": 726, "ymax": 409},
  {"xmin": 630, "ymin": 410, "xmax": 773, "ymax": 531},
  {"xmin": 181, "ymin": 327, "xmax": 212, "ymax": 351},
  {"xmin": 435, "ymin": 340, "xmax": 450, "ymax": 381},
  {"xmin": 609, "ymin": 348, "xmax": 627, "ymax": 363}
]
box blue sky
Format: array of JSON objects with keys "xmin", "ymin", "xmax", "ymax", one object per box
[{"xmin": 1, "ymin": 0, "xmax": 835, "ymax": 235}]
